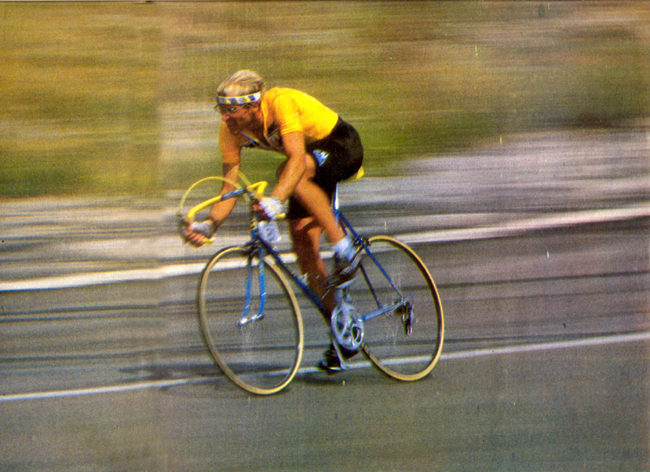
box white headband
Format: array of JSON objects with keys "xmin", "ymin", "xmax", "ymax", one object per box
[{"xmin": 216, "ymin": 92, "xmax": 261, "ymax": 106}]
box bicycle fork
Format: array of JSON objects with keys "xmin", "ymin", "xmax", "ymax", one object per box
[{"xmin": 238, "ymin": 249, "xmax": 266, "ymax": 327}]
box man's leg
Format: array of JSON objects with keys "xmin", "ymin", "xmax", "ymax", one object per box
[
  {"xmin": 277, "ymin": 153, "xmax": 346, "ymax": 246},
  {"xmin": 289, "ymin": 216, "xmax": 336, "ymax": 321},
  {"xmin": 291, "ymin": 177, "xmax": 347, "ymax": 246},
  {"xmin": 288, "ymin": 155, "xmax": 359, "ymax": 284},
  {"xmin": 291, "ymin": 216, "xmax": 359, "ymax": 373}
]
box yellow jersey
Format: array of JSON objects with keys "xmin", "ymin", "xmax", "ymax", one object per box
[{"xmin": 219, "ymin": 87, "xmax": 339, "ymax": 158}]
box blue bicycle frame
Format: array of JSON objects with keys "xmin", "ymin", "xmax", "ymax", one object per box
[{"xmin": 239, "ymin": 186, "xmax": 410, "ymax": 327}]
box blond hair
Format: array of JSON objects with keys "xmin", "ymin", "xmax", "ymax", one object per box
[{"xmin": 216, "ymin": 70, "xmax": 265, "ymax": 98}]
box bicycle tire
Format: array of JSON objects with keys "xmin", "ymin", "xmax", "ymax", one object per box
[
  {"xmin": 353, "ymin": 235, "xmax": 444, "ymax": 381},
  {"xmin": 197, "ymin": 246, "xmax": 304, "ymax": 395}
]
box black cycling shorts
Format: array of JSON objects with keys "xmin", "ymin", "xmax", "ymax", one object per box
[{"xmin": 288, "ymin": 117, "xmax": 363, "ymax": 220}]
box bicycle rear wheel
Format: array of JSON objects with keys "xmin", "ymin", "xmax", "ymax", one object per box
[
  {"xmin": 353, "ymin": 236, "xmax": 444, "ymax": 381},
  {"xmin": 197, "ymin": 246, "xmax": 303, "ymax": 395}
]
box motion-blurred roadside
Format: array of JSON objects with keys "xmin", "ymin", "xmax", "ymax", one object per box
[
  {"xmin": 1, "ymin": 2, "xmax": 649, "ymax": 286},
  {"xmin": 1, "ymin": 128, "xmax": 648, "ymax": 286}
]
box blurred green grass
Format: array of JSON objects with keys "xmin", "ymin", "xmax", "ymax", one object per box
[{"xmin": 1, "ymin": 2, "xmax": 648, "ymax": 197}]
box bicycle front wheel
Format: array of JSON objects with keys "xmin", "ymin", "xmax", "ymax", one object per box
[
  {"xmin": 354, "ymin": 236, "xmax": 444, "ymax": 381},
  {"xmin": 197, "ymin": 246, "xmax": 303, "ymax": 395}
]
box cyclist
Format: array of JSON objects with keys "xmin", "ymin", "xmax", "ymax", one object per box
[{"xmin": 183, "ymin": 70, "xmax": 363, "ymax": 372}]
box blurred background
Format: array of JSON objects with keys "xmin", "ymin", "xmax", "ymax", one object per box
[
  {"xmin": 1, "ymin": 1, "xmax": 648, "ymax": 197},
  {"xmin": 2, "ymin": 4, "xmax": 649, "ymax": 471}
]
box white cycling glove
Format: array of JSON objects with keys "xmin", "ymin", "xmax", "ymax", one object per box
[
  {"xmin": 188, "ymin": 220, "xmax": 215, "ymax": 239},
  {"xmin": 258, "ymin": 197, "xmax": 286, "ymax": 221}
]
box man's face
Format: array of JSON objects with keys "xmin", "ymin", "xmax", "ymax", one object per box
[{"xmin": 217, "ymin": 103, "xmax": 258, "ymax": 135}]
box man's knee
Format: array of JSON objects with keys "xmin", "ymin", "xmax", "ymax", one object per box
[{"xmin": 275, "ymin": 154, "xmax": 316, "ymax": 182}]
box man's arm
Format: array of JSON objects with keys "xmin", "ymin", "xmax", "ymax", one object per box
[
  {"xmin": 207, "ymin": 160, "xmax": 240, "ymax": 227},
  {"xmin": 270, "ymin": 131, "xmax": 307, "ymax": 202},
  {"xmin": 183, "ymin": 127, "xmax": 242, "ymax": 246}
]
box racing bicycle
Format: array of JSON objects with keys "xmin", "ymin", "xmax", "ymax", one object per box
[{"xmin": 177, "ymin": 177, "xmax": 444, "ymax": 395}]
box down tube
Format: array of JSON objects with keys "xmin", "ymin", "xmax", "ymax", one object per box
[{"xmin": 262, "ymin": 240, "xmax": 330, "ymax": 319}]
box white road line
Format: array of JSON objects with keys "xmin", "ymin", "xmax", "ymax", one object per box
[
  {"xmin": 0, "ymin": 377, "xmax": 215, "ymax": 403},
  {"xmin": 1, "ymin": 204, "xmax": 647, "ymax": 292},
  {"xmin": 0, "ymin": 263, "xmax": 208, "ymax": 292},
  {"xmin": 441, "ymin": 331, "xmax": 650, "ymax": 360},
  {"xmin": 400, "ymin": 203, "xmax": 650, "ymax": 245},
  {"xmin": 2, "ymin": 331, "xmax": 648, "ymax": 402}
]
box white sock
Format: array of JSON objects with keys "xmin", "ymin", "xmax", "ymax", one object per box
[{"xmin": 333, "ymin": 235, "xmax": 355, "ymax": 262}]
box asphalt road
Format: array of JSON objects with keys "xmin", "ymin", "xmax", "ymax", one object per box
[{"xmin": 1, "ymin": 129, "xmax": 649, "ymax": 471}]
